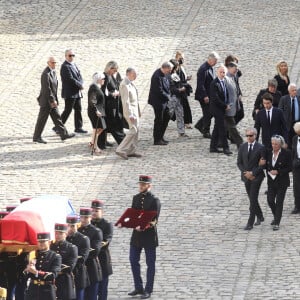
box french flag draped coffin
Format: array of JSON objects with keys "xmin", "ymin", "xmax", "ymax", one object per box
[{"xmin": 0, "ymin": 195, "xmax": 75, "ymax": 245}]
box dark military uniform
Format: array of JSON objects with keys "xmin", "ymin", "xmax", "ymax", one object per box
[
  {"xmin": 78, "ymin": 223, "xmax": 102, "ymax": 300},
  {"xmin": 50, "ymin": 240, "xmax": 78, "ymax": 300},
  {"xmin": 24, "ymin": 249, "xmax": 61, "ymax": 300},
  {"xmin": 91, "ymin": 218, "xmax": 113, "ymax": 300},
  {"xmin": 130, "ymin": 191, "xmax": 161, "ymax": 295},
  {"xmin": 66, "ymin": 231, "xmax": 90, "ymax": 291}
]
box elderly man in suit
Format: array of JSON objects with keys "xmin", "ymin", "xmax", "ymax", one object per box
[
  {"xmin": 116, "ymin": 67, "xmax": 142, "ymax": 160},
  {"xmin": 209, "ymin": 65, "xmax": 232, "ymax": 155},
  {"xmin": 237, "ymin": 127, "xmax": 266, "ymax": 230},
  {"xmin": 194, "ymin": 51, "xmax": 220, "ymax": 138},
  {"xmin": 278, "ymin": 83, "xmax": 300, "ymax": 149},
  {"xmin": 148, "ymin": 62, "xmax": 173, "ymax": 145},
  {"xmin": 254, "ymin": 92, "xmax": 288, "ymax": 150},
  {"xmin": 60, "ymin": 49, "xmax": 87, "ymax": 134},
  {"xmin": 33, "ymin": 57, "xmax": 75, "ymax": 144}
]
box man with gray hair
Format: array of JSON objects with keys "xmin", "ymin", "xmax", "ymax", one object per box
[
  {"xmin": 195, "ymin": 51, "xmax": 220, "ymax": 138},
  {"xmin": 148, "ymin": 62, "xmax": 173, "ymax": 145},
  {"xmin": 116, "ymin": 67, "xmax": 142, "ymax": 159}
]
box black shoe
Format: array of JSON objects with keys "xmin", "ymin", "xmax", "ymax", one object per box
[
  {"xmin": 140, "ymin": 292, "xmax": 151, "ymax": 299},
  {"xmin": 260, "ymin": 216, "xmax": 264, "ymax": 222},
  {"xmin": 270, "ymin": 220, "xmax": 275, "ymax": 225},
  {"xmin": 210, "ymin": 148, "xmax": 222, "ymax": 153},
  {"xmin": 195, "ymin": 123, "xmax": 204, "ymax": 133},
  {"xmin": 264, "ymin": 190, "xmax": 268, "ymax": 195},
  {"xmin": 223, "ymin": 149, "xmax": 233, "ymax": 155},
  {"xmin": 291, "ymin": 207, "xmax": 300, "ymax": 214},
  {"xmin": 244, "ymin": 224, "xmax": 253, "ymax": 230},
  {"xmin": 203, "ymin": 132, "xmax": 211, "ymax": 138},
  {"xmin": 162, "ymin": 138, "xmax": 169, "ymax": 144},
  {"xmin": 61, "ymin": 133, "xmax": 75, "ymax": 140},
  {"xmin": 105, "ymin": 141, "xmax": 114, "ymax": 147},
  {"xmin": 273, "ymin": 224, "xmax": 279, "ymax": 231},
  {"xmin": 74, "ymin": 128, "xmax": 88, "ymax": 134},
  {"xmin": 128, "ymin": 289, "xmax": 144, "ymax": 296},
  {"xmin": 254, "ymin": 219, "xmax": 261, "ymax": 226},
  {"xmin": 33, "ymin": 137, "xmax": 47, "ymax": 144},
  {"xmin": 154, "ymin": 140, "xmax": 167, "ymax": 146}
]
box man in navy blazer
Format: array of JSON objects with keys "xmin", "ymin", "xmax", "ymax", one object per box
[
  {"xmin": 278, "ymin": 83, "xmax": 300, "ymax": 148},
  {"xmin": 254, "ymin": 92, "xmax": 288, "ymax": 150},
  {"xmin": 148, "ymin": 62, "xmax": 172, "ymax": 145},
  {"xmin": 237, "ymin": 127, "xmax": 266, "ymax": 230},
  {"xmin": 60, "ymin": 49, "xmax": 87, "ymax": 133},
  {"xmin": 194, "ymin": 52, "xmax": 219, "ymax": 138}
]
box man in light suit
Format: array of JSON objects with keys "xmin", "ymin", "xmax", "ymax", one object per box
[
  {"xmin": 278, "ymin": 83, "xmax": 300, "ymax": 149},
  {"xmin": 209, "ymin": 65, "xmax": 232, "ymax": 155},
  {"xmin": 33, "ymin": 57, "xmax": 75, "ymax": 144},
  {"xmin": 237, "ymin": 128, "xmax": 266, "ymax": 230},
  {"xmin": 60, "ymin": 49, "xmax": 87, "ymax": 133},
  {"xmin": 254, "ymin": 92, "xmax": 288, "ymax": 150},
  {"xmin": 116, "ymin": 67, "xmax": 142, "ymax": 160}
]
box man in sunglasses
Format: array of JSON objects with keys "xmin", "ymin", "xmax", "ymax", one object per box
[{"xmin": 60, "ymin": 49, "xmax": 87, "ymax": 134}]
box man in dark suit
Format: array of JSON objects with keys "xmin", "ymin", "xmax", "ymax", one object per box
[
  {"xmin": 33, "ymin": 57, "xmax": 75, "ymax": 143},
  {"xmin": 237, "ymin": 128, "xmax": 266, "ymax": 230},
  {"xmin": 91, "ymin": 200, "xmax": 113, "ymax": 300},
  {"xmin": 194, "ymin": 51, "xmax": 219, "ymax": 138},
  {"xmin": 209, "ymin": 65, "xmax": 232, "ymax": 155},
  {"xmin": 278, "ymin": 83, "xmax": 300, "ymax": 149},
  {"xmin": 148, "ymin": 62, "xmax": 172, "ymax": 145},
  {"xmin": 60, "ymin": 49, "xmax": 87, "ymax": 133},
  {"xmin": 254, "ymin": 92, "xmax": 288, "ymax": 150},
  {"xmin": 291, "ymin": 122, "xmax": 300, "ymax": 214}
]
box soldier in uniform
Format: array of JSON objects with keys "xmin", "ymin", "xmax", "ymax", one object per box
[
  {"xmin": 50, "ymin": 224, "xmax": 78, "ymax": 300},
  {"xmin": 91, "ymin": 200, "xmax": 113, "ymax": 300},
  {"xmin": 66, "ymin": 215, "xmax": 90, "ymax": 300},
  {"xmin": 24, "ymin": 232, "xmax": 61, "ymax": 300},
  {"xmin": 77, "ymin": 208, "xmax": 103, "ymax": 300},
  {"xmin": 127, "ymin": 175, "xmax": 161, "ymax": 299}
]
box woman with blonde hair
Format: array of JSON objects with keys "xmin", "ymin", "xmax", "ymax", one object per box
[{"xmin": 274, "ymin": 60, "xmax": 290, "ymax": 96}]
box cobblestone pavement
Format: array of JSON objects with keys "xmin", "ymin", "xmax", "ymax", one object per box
[{"xmin": 1, "ymin": 1, "xmax": 300, "ymax": 299}]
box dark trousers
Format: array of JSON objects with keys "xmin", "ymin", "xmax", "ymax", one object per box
[
  {"xmin": 234, "ymin": 100, "xmax": 244, "ymax": 125},
  {"xmin": 129, "ymin": 245, "xmax": 156, "ymax": 294},
  {"xmin": 61, "ymin": 97, "xmax": 83, "ymax": 130},
  {"xmin": 98, "ymin": 276, "xmax": 109, "ymax": 300},
  {"xmin": 210, "ymin": 114, "xmax": 229, "ymax": 150},
  {"xmin": 288, "ymin": 126, "xmax": 296, "ymax": 150},
  {"xmin": 267, "ymin": 182, "xmax": 288, "ymax": 225},
  {"xmin": 181, "ymin": 96, "xmax": 192, "ymax": 124},
  {"xmin": 152, "ymin": 106, "xmax": 170, "ymax": 143},
  {"xmin": 293, "ymin": 168, "xmax": 300, "ymax": 209},
  {"xmin": 84, "ymin": 282, "xmax": 99, "ymax": 300},
  {"xmin": 224, "ymin": 116, "xmax": 243, "ymax": 147},
  {"xmin": 244, "ymin": 176, "xmax": 264, "ymax": 226},
  {"xmin": 75, "ymin": 288, "xmax": 84, "ymax": 300},
  {"xmin": 97, "ymin": 129, "xmax": 124, "ymax": 149},
  {"xmin": 195, "ymin": 102, "xmax": 212, "ymax": 134},
  {"xmin": 33, "ymin": 106, "xmax": 67, "ymax": 139}
]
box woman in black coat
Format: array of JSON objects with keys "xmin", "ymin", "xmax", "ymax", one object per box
[
  {"xmin": 265, "ymin": 135, "xmax": 292, "ymax": 230},
  {"xmin": 88, "ymin": 72, "xmax": 106, "ymax": 154},
  {"xmin": 274, "ymin": 60, "xmax": 290, "ymax": 96}
]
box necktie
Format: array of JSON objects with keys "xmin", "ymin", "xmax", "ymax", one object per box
[
  {"xmin": 220, "ymin": 80, "xmax": 228, "ymax": 104},
  {"xmin": 267, "ymin": 110, "xmax": 271, "ymax": 124},
  {"xmin": 292, "ymin": 97, "xmax": 296, "ymax": 123},
  {"xmin": 248, "ymin": 143, "xmax": 252, "ymax": 160}
]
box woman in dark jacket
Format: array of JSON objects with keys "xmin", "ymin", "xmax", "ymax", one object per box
[
  {"xmin": 265, "ymin": 135, "xmax": 292, "ymax": 230},
  {"xmin": 274, "ymin": 60, "xmax": 290, "ymax": 96},
  {"xmin": 88, "ymin": 72, "xmax": 106, "ymax": 154}
]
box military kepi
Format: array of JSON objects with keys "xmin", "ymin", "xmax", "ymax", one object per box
[
  {"xmin": 0, "ymin": 211, "xmax": 9, "ymax": 219},
  {"xmin": 37, "ymin": 232, "xmax": 51, "ymax": 241},
  {"xmin": 66, "ymin": 215, "xmax": 80, "ymax": 224},
  {"xmin": 80, "ymin": 207, "xmax": 92, "ymax": 216},
  {"xmin": 54, "ymin": 223, "xmax": 68, "ymax": 232},
  {"xmin": 138, "ymin": 175, "xmax": 152, "ymax": 183},
  {"xmin": 91, "ymin": 199, "xmax": 104, "ymax": 209}
]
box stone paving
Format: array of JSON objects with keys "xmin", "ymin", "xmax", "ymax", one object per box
[{"xmin": 1, "ymin": 0, "xmax": 300, "ymax": 299}]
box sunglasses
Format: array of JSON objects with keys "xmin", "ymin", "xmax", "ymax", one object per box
[{"xmin": 68, "ymin": 54, "xmax": 75, "ymax": 57}]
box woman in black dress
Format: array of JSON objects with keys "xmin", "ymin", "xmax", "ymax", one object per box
[
  {"xmin": 88, "ymin": 72, "xmax": 106, "ymax": 154},
  {"xmin": 274, "ymin": 60, "xmax": 290, "ymax": 96},
  {"xmin": 265, "ymin": 135, "xmax": 292, "ymax": 230}
]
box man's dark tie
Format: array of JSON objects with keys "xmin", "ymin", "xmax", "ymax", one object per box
[
  {"xmin": 248, "ymin": 143, "xmax": 252, "ymax": 160},
  {"xmin": 292, "ymin": 97, "xmax": 296, "ymax": 123},
  {"xmin": 220, "ymin": 80, "xmax": 228, "ymax": 104},
  {"xmin": 267, "ymin": 110, "xmax": 271, "ymax": 124}
]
